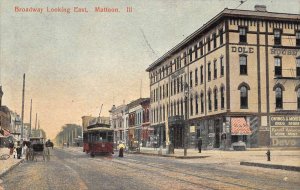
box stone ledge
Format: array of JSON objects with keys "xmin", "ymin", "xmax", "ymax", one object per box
[{"xmin": 240, "ymin": 161, "xmax": 300, "ymax": 172}]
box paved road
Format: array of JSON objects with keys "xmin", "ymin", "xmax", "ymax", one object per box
[{"xmin": 1, "ymin": 148, "xmax": 299, "ymax": 190}]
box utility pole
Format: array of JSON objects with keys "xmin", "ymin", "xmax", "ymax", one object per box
[
  {"xmin": 21, "ymin": 74, "xmax": 25, "ymax": 141},
  {"xmin": 35, "ymin": 113, "xmax": 37, "ymax": 130},
  {"xmin": 29, "ymin": 99, "xmax": 32, "ymax": 137}
]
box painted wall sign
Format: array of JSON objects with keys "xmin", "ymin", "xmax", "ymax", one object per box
[
  {"xmin": 270, "ymin": 48, "xmax": 300, "ymax": 56},
  {"xmin": 231, "ymin": 46, "xmax": 254, "ymax": 53},
  {"xmin": 270, "ymin": 126, "xmax": 300, "ymax": 138},
  {"xmin": 270, "ymin": 116, "xmax": 300, "ymax": 126},
  {"xmin": 272, "ymin": 138, "xmax": 300, "ymax": 147}
]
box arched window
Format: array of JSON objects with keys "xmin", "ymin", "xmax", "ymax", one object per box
[
  {"xmin": 180, "ymin": 99, "xmax": 183, "ymax": 116},
  {"xmin": 200, "ymin": 93, "xmax": 204, "ymax": 113},
  {"xmin": 297, "ymin": 88, "xmax": 300, "ymax": 110},
  {"xmin": 208, "ymin": 90, "xmax": 212, "ymax": 111},
  {"xmin": 240, "ymin": 55, "xmax": 247, "ymax": 75},
  {"xmin": 170, "ymin": 102, "xmax": 173, "ymax": 117},
  {"xmin": 240, "ymin": 86, "xmax": 248, "ymax": 108},
  {"xmin": 174, "ymin": 101, "xmax": 177, "ymax": 115},
  {"xmin": 190, "ymin": 96, "xmax": 193, "ymax": 116},
  {"xmin": 275, "ymin": 87, "xmax": 283, "ymax": 109},
  {"xmin": 195, "ymin": 94, "xmax": 199, "ymax": 114},
  {"xmin": 214, "ymin": 88, "xmax": 218, "ymax": 110},
  {"xmin": 220, "ymin": 86, "xmax": 225, "ymax": 109},
  {"xmin": 177, "ymin": 100, "xmax": 180, "ymax": 116}
]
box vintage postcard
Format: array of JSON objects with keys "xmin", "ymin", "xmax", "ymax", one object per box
[{"xmin": 0, "ymin": 0, "xmax": 299, "ymax": 189}]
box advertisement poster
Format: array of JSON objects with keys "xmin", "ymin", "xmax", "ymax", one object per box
[{"xmin": 0, "ymin": 0, "xmax": 299, "ymax": 189}]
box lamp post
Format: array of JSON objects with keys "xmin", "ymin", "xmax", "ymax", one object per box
[{"xmin": 184, "ymin": 82, "xmax": 189, "ymax": 157}]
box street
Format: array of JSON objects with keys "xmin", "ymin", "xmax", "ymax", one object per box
[{"xmin": 1, "ymin": 148, "xmax": 300, "ymax": 190}]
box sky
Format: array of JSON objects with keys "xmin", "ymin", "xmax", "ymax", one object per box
[{"xmin": 0, "ymin": 0, "xmax": 299, "ymax": 139}]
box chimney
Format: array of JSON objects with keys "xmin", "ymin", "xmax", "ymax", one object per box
[{"xmin": 254, "ymin": 5, "xmax": 267, "ymax": 12}]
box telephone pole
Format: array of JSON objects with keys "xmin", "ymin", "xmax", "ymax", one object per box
[
  {"xmin": 21, "ymin": 74, "xmax": 25, "ymax": 141},
  {"xmin": 29, "ymin": 99, "xmax": 32, "ymax": 137}
]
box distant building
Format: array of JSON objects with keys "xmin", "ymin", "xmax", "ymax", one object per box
[
  {"xmin": 146, "ymin": 5, "xmax": 300, "ymax": 149},
  {"xmin": 0, "ymin": 86, "xmax": 12, "ymax": 136},
  {"xmin": 109, "ymin": 104, "xmax": 127, "ymax": 144}
]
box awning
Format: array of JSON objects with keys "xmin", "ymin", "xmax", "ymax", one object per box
[
  {"xmin": 231, "ymin": 117, "xmax": 252, "ymax": 135},
  {"xmin": 2, "ymin": 128, "xmax": 11, "ymax": 136}
]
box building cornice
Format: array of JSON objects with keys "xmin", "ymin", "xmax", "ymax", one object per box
[{"xmin": 146, "ymin": 8, "xmax": 300, "ymax": 72}]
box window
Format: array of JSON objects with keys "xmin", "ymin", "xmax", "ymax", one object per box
[
  {"xmin": 208, "ymin": 62, "xmax": 211, "ymax": 81},
  {"xmin": 181, "ymin": 99, "xmax": 183, "ymax": 115},
  {"xmin": 190, "ymin": 96, "xmax": 193, "ymax": 116},
  {"xmin": 213, "ymin": 33, "xmax": 217, "ymax": 49},
  {"xmin": 274, "ymin": 57, "xmax": 282, "ymax": 76},
  {"xmin": 194, "ymin": 45, "xmax": 198, "ymax": 59},
  {"xmin": 189, "ymin": 48, "xmax": 193, "ymax": 62},
  {"xmin": 221, "ymin": 86, "xmax": 225, "ymax": 109},
  {"xmin": 297, "ymin": 88, "xmax": 300, "ymax": 109},
  {"xmin": 240, "ymin": 86, "xmax": 248, "ymax": 109},
  {"xmin": 200, "ymin": 66, "xmax": 204, "ymax": 84},
  {"xmin": 190, "ymin": 71, "xmax": 193, "ymax": 87},
  {"xmin": 180, "ymin": 76, "xmax": 183, "ymax": 92},
  {"xmin": 166, "ymin": 83, "xmax": 168, "ymax": 97},
  {"xmin": 195, "ymin": 95, "xmax": 199, "ymax": 114},
  {"xmin": 177, "ymin": 57, "xmax": 181, "ymax": 69},
  {"xmin": 274, "ymin": 30, "xmax": 281, "ymax": 45},
  {"xmin": 220, "ymin": 57, "xmax": 224, "ymax": 76},
  {"xmin": 174, "ymin": 79, "xmax": 176, "ymax": 95},
  {"xmin": 170, "ymin": 81, "xmax": 173, "ymax": 96},
  {"xmin": 240, "ymin": 55, "xmax": 247, "ymax": 75},
  {"xmin": 184, "ymin": 52, "xmax": 187, "ymax": 65},
  {"xmin": 200, "ymin": 41, "xmax": 203, "ymax": 56},
  {"xmin": 174, "ymin": 101, "xmax": 176, "ymax": 115},
  {"xmin": 214, "ymin": 88, "xmax": 218, "ymax": 110},
  {"xmin": 159, "ymin": 86, "xmax": 162, "ymax": 100},
  {"xmin": 200, "ymin": 93, "xmax": 204, "ymax": 113},
  {"xmin": 163, "ymin": 85, "xmax": 165, "ymax": 99},
  {"xmin": 208, "ymin": 91, "xmax": 212, "ymax": 111},
  {"xmin": 275, "ymin": 87, "xmax": 283, "ymax": 109},
  {"xmin": 214, "ymin": 60, "xmax": 217, "ymax": 79},
  {"xmin": 297, "ymin": 58, "xmax": 300, "ymax": 77},
  {"xmin": 195, "ymin": 68, "xmax": 198, "ymax": 86},
  {"xmin": 219, "ymin": 28, "xmax": 223, "ymax": 45},
  {"xmin": 177, "ymin": 101, "xmax": 180, "ymax": 116},
  {"xmin": 207, "ymin": 37, "xmax": 211, "ymax": 52},
  {"xmin": 296, "ymin": 32, "xmax": 300, "ymax": 46},
  {"xmin": 177, "ymin": 78, "xmax": 180, "ymax": 94},
  {"xmin": 239, "ymin": 27, "xmax": 247, "ymax": 43}
]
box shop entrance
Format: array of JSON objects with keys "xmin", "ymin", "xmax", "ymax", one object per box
[{"xmin": 170, "ymin": 127, "xmax": 184, "ymax": 148}]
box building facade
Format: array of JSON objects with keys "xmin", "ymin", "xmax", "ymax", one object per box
[
  {"xmin": 146, "ymin": 5, "xmax": 300, "ymax": 149},
  {"xmin": 109, "ymin": 104, "xmax": 127, "ymax": 145}
]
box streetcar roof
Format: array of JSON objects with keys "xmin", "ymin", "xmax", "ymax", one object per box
[{"xmin": 87, "ymin": 127, "xmax": 114, "ymax": 132}]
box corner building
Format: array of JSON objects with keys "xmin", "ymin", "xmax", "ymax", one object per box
[{"xmin": 146, "ymin": 6, "xmax": 300, "ymax": 149}]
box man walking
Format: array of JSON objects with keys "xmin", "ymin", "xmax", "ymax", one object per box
[{"xmin": 198, "ymin": 138, "xmax": 202, "ymax": 153}]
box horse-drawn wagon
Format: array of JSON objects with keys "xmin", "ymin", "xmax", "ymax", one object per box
[{"xmin": 26, "ymin": 137, "xmax": 50, "ymax": 161}]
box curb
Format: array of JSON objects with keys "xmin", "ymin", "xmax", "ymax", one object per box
[
  {"xmin": 129, "ymin": 151, "xmax": 210, "ymax": 159},
  {"xmin": 240, "ymin": 161, "xmax": 300, "ymax": 172},
  {"xmin": 0, "ymin": 159, "xmax": 24, "ymax": 178}
]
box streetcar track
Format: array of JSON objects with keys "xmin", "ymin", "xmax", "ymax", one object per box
[{"xmin": 111, "ymin": 158, "xmax": 262, "ymax": 190}]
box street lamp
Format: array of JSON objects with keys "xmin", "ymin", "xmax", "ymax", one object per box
[{"xmin": 184, "ymin": 82, "xmax": 189, "ymax": 157}]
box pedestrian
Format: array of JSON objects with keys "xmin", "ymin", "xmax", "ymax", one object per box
[
  {"xmin": 118, "ymin": 142, "xmax": 125, "ymax": 157},
  {"xmin": 198, "ymin": 138, "xmax": 202, "ymax": 153},
  {"xmin": 9, "ymin": 140, "xmax": 14, "ymax": 155}
]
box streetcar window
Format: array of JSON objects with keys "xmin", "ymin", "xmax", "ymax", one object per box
[{"xmin": 99, "ymin": 132, "xmax": 107, "ymax": 141}]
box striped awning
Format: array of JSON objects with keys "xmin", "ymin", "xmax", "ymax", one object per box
[{"xmin": 231, "ymin": 118, "xmax": 251, "ymax": 135}]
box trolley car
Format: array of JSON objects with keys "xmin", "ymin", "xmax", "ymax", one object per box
[{"xmin": 83, "ymin": 123, "xmax": 114, "ymax": 157}]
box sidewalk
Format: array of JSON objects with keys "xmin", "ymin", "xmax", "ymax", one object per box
[
  {"xmin": 136, "ymin": 147, "xmax": 300, "ymax": 172},
  {"xmin": 0, "ymin": 148, "xmax": 24, "ymax": 178}
]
